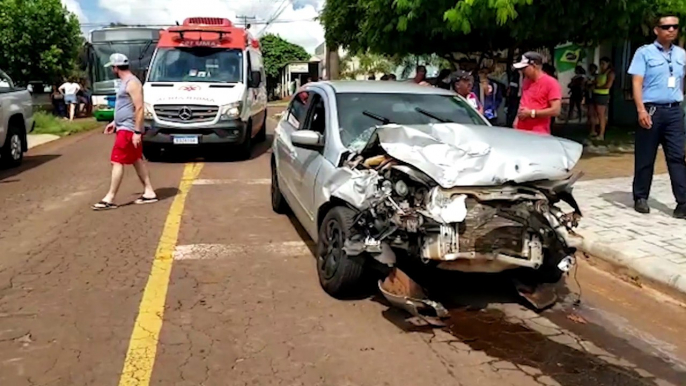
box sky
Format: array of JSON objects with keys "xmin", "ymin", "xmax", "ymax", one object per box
[{"xmin": 61, "ymin": 0, "xmax": 325, "ymax": 53}]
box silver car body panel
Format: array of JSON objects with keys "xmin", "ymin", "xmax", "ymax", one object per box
[{"xmin": 355, "ymin": 123, "xmax": 583, "ymax": 188}]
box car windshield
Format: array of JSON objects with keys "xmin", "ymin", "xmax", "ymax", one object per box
[
  {"xmin": 336, "ymin": 92, "xmax": 487, "ymax": 147},
  {"xmin": 147, "ymin": 47, "xmax": 243, "ymax": 83}
]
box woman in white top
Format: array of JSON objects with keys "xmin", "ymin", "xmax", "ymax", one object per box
[{"xmin": 59, "ymin": 79, "xmax": 81, "ymax": 121}]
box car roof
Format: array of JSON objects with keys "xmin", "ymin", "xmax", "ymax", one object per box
[{"xmin": 313, "ymin": 80, "xmax": 455, "ymax": 96}]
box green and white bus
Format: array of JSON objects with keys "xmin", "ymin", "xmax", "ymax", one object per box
[{"xmin": 86, "ymin": 27, "xmax": 161, "ymax": 121}]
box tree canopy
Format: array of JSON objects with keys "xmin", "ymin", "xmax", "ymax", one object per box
[
  {"xmin": 320, "ymin": 0, "xmax": 686, "ymax": 59},
  {"xmin": 260, "ymin": 33, "xmax": 310, "ymax": 90},
  {"xmin": 0, "ymin": 0, "xmax": 82, "ymax": 84}
]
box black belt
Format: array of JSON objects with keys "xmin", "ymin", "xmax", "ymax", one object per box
[{"xmin": 645, "ymin": 102, "xmax": 681, "ymax": 108}]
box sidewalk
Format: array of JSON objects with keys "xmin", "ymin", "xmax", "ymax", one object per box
[
  {"xmin": 574, "ymin": 173, "xmax": 686, "ymax": 295},
  {"xmin": 27, "ymin": 134, "xmax": 59, "ymax": 149}
]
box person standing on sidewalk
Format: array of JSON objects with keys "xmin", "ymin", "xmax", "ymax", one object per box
[
  {"xmin": 591, "ymin": 57, "xmax": 615, "ymax": 141},
  {"xmin": 512, "ymin": 52, "xmax": 562, "ymax": 135},
  {"xmin": 92, "ymin": 53, "xmax": 157, "ymax": 211},
  {"xmin": 628, "ymin": 14, "xmax": 686, "ymax": 218}
]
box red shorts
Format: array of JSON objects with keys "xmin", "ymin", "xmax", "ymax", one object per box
[{"xmin": 111, "ymin": 130, "xmax": 143, "ymax": 165}]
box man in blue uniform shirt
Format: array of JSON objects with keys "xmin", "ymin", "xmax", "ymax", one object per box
[{"xmin": 628, "ymin": 14, "xmax": 686, "ymax": 218}]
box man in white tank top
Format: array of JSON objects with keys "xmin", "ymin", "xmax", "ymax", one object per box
[{"xmin": 92, "ymin": 53, "xmax": 158, "ymax": 211}]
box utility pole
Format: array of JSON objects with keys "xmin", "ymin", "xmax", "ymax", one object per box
[{"xmin": 236, "ymin": 15, "xmax": 256, "ymax": 28}]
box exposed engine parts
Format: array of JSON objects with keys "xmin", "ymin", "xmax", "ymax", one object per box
[{"xmin": 330, "ymin": 124, "xmax": 584, "ymax": 315}]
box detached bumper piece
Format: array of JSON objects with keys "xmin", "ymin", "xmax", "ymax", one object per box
[{"xmin": 378, "ymin": 268, "xmax": 449, "ymax": 326}]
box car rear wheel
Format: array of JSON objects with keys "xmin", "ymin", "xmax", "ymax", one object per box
[
  {"xmin": 271, "ymin": 159, "xmax": 289, "ymax": 214},
  {"xmin": 1, "ymin": 123, "xmax": 24, "ymax": 168},
  {"xmin": 317, "ymin": 206, "xmax": 371, "ymax": 298}
]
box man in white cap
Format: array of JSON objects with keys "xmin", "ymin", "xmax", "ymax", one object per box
[
  {"xmin": 512, "ymin": 51, "xmax": 562, "ymax": 135},
  {"xmin": 92, "ymin": 53, "xmax": 157, "ymax": 210}
]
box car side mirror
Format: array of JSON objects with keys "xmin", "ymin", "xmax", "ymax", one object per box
[
  {"xmin": 249, "ymin": 71, "xmax": 261, "ymax": 88},
  {"xmin": 291, "ymin": 130, "xmax": 323, "ymax": 151}
]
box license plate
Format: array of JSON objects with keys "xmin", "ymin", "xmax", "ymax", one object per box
[{"xmin": 172, "ymin": 135, "xmax": 199, "ymax": 145}]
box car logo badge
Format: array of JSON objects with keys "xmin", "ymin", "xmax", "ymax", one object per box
[
  {"xmin": 179, "ymin": 85, "xmax": 199, "ymax": 91},
  {"xmin": 178, "ymin": 107, "xmax": 193, "ymax": 121}
]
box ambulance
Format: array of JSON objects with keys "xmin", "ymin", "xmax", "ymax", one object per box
[{"xmin": 142, "ymin": 17, "xmax": 267, "ymax": 160}]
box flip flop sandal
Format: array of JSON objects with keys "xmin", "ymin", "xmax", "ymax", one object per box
[
  {"xmin": 92, "ymin": 201, "xmax": 118, "ymax": 211},
  {"xmin": 134, "ymin": 196, "xmax": 159, "ymax": 205}
]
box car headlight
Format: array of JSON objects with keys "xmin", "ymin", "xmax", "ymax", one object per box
[
  {"xmin": 220, "ymin": 102, "xmax": 241, "ymax": 120},
  {"xmin": 144, "ymin": 103, "xmax": 154, "ymax": 120}
]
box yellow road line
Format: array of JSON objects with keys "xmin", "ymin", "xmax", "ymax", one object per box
[{"xmin": 117, "ymin": 162, "xmax": 204, "ymax": 386}]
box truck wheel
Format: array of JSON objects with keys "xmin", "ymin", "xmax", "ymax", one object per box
[
  {"xmin": 317, "ymin": 206, "xmax": 372, "ymax": 299},
  {"xmin": 1, "ymin": 123, "xmax": 24, "ymax": 168},
  {"xmin": 255, "ymin": 113, "xmax": 267, "ymax": 143},
  {"xmin": 271, "ymin": 158, "xmax": 289, "ymax": 214},
  {"xmin": 237, "ymin": 121, "xmax": 252, "ymax": 160}
]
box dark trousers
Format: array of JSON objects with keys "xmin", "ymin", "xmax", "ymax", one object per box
[
  {"xmin": 633, "ymin": 104, "xmax": 686, "ymax": 205},
  {"xmin": 506, "ymin": 98, "xmax": 520, "ymax": 128}
]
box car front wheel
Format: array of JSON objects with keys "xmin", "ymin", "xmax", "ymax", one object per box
[
  {"xmin": 317, "ymin": 206, "xmax": 371, "ymax": 298},
  {"xmin": 271, "ymin": 159, "xmax": 289, "ymax": 214},
  {"xmin": 0, "ymin": 124, "xmax": 24, "ymax": 168}
]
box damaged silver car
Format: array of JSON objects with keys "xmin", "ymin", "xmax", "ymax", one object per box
[{"xmin": 271, "ymin": 81, "xmax": 584, "ymax": 323}]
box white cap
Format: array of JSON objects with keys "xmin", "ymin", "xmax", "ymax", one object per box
[
  {"xmin": 104, "ymin": 53, "xmax": 129, "ymax": 68},
  {"xmin": 513, "ymin": 51, "xmax": 544, "ymax": 69}
]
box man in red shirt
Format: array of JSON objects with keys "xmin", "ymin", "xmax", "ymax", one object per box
[{"xmin": 512, "ymin": 52, "xmax": 562, "ymax": 134}]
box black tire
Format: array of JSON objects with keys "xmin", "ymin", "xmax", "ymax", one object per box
[
  {"xmin": 317, "ymin": 206, "xmax": 371, "ymax": 298},
  {"xmin": 237, "ymin": 121, "xmax": 252, "ymax": 160},
  {"xmin": 0, "ymin": 123, "xmax": 24, "ymax": 168},
  {"xmin": 255, "ymin": 113, "xmax": 267, "ymax": 143},
  {"xmin": 271, "ymin": 159, "xmax": 289, "ymax": 214}
]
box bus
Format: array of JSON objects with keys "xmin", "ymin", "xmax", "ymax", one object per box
[{"xmin": 86, "ymin": 26, "xmax": 161, "ymax": 121}]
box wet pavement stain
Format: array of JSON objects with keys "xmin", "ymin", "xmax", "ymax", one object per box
[{"xmin": 445, "ymin": 308, "xmax": 665, "ymax": 386}]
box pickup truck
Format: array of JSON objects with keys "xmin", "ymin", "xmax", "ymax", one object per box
[{"xmin": 0, "ymin": 69, "xmax": 34, "ymax": 167}]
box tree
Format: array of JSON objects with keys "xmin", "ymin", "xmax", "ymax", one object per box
[
  {"xmin": 320, "ymin": 0, "xmax": 686, "ymax": 62},
  {"xmin": 0, "ymin": 0, "xmax": 82, "ymax": 85},
  {"xmin": 260, "ymin": 34, "xmax": 310, "ymax": 96},
  {"xmin": 340, "ymin": 52, "xmax": 394, "ymax": 79}
]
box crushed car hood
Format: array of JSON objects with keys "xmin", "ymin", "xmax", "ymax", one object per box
[{"xmin": 350, "ymin": 123, "xmax": 583, "ymax": 187}]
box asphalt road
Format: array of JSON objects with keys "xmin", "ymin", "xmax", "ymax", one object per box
[{"xmin": 1, "ymin": 110, "xmax": 685, "ymax": 386}]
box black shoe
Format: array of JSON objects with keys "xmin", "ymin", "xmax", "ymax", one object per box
[
  {"xmin": 674, "ymin": 204, "xmax": 686, "ymax": 219},
  {"xmin": 634, "ymin": 199, "xmax": 650, "ymax": 214}
]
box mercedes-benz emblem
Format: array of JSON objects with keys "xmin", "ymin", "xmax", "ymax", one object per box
[{"xmin": 178, "ymin": 107, "xmax": 193, "ymax": 121}]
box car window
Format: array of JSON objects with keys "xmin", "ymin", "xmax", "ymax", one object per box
[
  {"xmin": 301, "ymin": 93, "xmax": 326, "ymax": 135},
  {"xmin": 336, "ymin": 92, "xmax": 487, "ymax": 147},
  {"xmin": 286, "ymin": 91, "xmax": 310, "ymax": 129}
]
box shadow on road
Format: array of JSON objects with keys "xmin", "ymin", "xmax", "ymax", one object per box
[
  {"xmin": 0, "ymin": 155, "xmax": 61, "ymax": 182},
  {"xmin": 284, "ymin": 209, "xmax": 685, "ymax": 385},
  {"xmin": 146, "ymin": 134, "xmax": 274, "ymax": 164},
  {"xmin": 600, "ymin": 191, "xmax": 674, "ymax": 216}
]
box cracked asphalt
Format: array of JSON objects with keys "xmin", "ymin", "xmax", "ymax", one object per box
[{"xmin": 1, "ymin": 109, "xmax": 686, "ymax": 386}]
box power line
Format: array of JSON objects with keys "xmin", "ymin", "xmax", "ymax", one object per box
[{"xmin": 256, "ymin": 0, "xmax": 293, "ymax": 36}]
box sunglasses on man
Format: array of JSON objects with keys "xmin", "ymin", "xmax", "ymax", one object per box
[{"xmin": 659, "ymin": 24, "xmax": 680, "ymax": 31}]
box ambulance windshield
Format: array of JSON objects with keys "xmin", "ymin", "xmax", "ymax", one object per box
[{"xmin": 148, "ymin": 47, "xmax": 243, "ymax": 83}]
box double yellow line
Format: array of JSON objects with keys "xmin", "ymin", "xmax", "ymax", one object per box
[{"xmin": 117, "ymin": 163, "xmax": 204, "ymax": 386}]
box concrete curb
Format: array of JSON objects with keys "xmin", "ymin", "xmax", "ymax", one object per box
[
  {"xmin": 577, "ymin": 230, "xmax": 686, "ymax": 296},
  {"xmin": 27, "ymin": 134, "xmax": 60, "ymax": 150}
]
